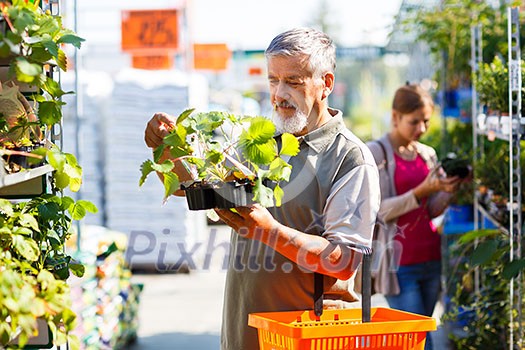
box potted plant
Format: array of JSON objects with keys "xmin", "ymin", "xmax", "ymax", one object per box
[
  {"xmin": 140, "ymin": 109, "xmax": 300, "ymax": 209},
  {"xmin": 442, "ymin": 228, "xmax": 514, "ymax": 348},
  {"xmin": 0, "ymin": 145, "xmax": 98, "ymax": 349},
  {"xmin": 0, "ymin": 81, "xmax": 44, "ymax": 172},
  {"xmin": 400, "ymin": 0, "xmax": 516, "ymax": 89},
  {"xmin": 0, "ymin": 1, "xmax": 96, "ymax": 349},
  {"xmin": 0, "ymin": 0, "xmax": 84, "ymax": 173}
]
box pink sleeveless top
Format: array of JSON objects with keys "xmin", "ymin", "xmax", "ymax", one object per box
[{"xmin": 393, "ymin": 153, "xmax": 441, "ymax": 265}]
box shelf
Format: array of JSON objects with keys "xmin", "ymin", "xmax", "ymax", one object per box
[
  {"xmin": 0, "ymin": 164, "xmax": 53, "ymax": 189},
  {"xmin": 477, "ymin": 129, "xmax": 511, "ymax": 142}
]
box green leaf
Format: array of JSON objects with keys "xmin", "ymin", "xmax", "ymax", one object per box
[
  {"xmin": 502, "ymin": 259, "xmax": 525, "ymax": 280},
  {"xmin": 151, "ymin": 160, "xmax": 175, "ymax": 174},
  {"xmin": 273, "ymin": 184, "xmax": 284, "ymax": 207},
  {"xmin": 69, "ymin": 262, "xmax": 85, "ymax": 278},
  {"xmin": 18, "ymin": 213, "xmax": 40, "ymax": 232},
  {"xmin": 0, "ymin": 199, "xmax": 14, "ymax": 216},
  {"xmin": 205, "ymin": 149, "xmax": 224, "ymax": 165},
  {"xmin": 60, "ymin": 196, "xmax": 75, "ymax": 211},
  {"xmin": 458, "ymin": 229, "xmax": 500, "ymax": 244},
  {"xmin": 46, "ymin": 229, "xmax": 62, "ymax": 249},
  {"xmin": 43, "ymin": 76, "xmax": 68, "ymax": 99},
  {"xmin": 241, "ymin": 140, "xmax": 277, "ymax": 165},
  {"xmin": 38, "ymin": 202, "xmax": 60, "ymax": 221},
  {"xmin": 280, "ymin": 133, "xmax": 300, "ymax": 156},
  {"xmin": 139, "ymin": 160, "xmax": 155, "ymax": 186},
  {"xmin": 470, "ymin": 239, "xmax": 499, "ymax": 266},
  {"xmin": 37, "ymin": 100, "xmax": 63, "ymax": 126},
  {"xmin": 163, "ymin": 172, "xmax": 180, "ymax": 202},
  {"xmin": 176, "ymin": 108, "xmax": 195, "ymax": 124},
  {"xmin": 57, "ymin": 34, "xmax": 86, "ymax": 49},
  {"xmin": 69, "ymin": 202, "xmax": 86, "ymax": 221},
  {"xmin": 265, "ymin": 158, "xmax": 292, "ymax": 182},
  {"xmin": 67, "ymin": 177, "xmax": 81, "ymax": 192},
  {"xmin": 13, "ymin": 56, "xmax": 42, "ymax": 82},
  {"xmin": 76, "ymin": 200, "xmax": 98, "ymax": 214},
  {"xmin": 254, "ymin": 179, "xmax": 274, "ymax": 207},
  {"xmin": 12, "ymin": 235, "xmax": 39, "ymax": 261},
  {"xmin": 53, "ymin": 171, "xmax": 70, "ymax": 190}
]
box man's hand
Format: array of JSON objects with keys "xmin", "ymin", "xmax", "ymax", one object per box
[
  {"xmin": 144, "ymin": 112, "xmax": 194, "ymax": 196},
  {"xmin": 215, "ymin": 205, "xmax": 280, "ymax": 239},
  {"xmin": 144, "ymin": 112, "xmax": 177, "ymax": 149}
]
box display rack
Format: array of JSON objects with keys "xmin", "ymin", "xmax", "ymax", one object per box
[
  {"xmin": 0, "ymin": 1, "xmax": 64, "ymax": 348},
  {"xmin": 471, "ymin": 6, "xmax": 523, "ymax": 349}
]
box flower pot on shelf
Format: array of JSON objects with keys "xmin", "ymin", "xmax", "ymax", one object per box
[{"xmin": 2, "ymin": 141, "xmax": 46, "ymax": 173}]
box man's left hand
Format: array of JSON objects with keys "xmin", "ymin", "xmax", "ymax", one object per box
[{"xmin": 215, "ymin": 204, "xmax": 280, "ymax": 240}]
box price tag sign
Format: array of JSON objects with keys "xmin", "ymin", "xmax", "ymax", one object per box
[
  {"xmin": 132, "ymin": 55, "xmax": 173, "ymax": 70},
  {"xmin": 121, "ymin": 9, "xmax": 179, "ymax": 52},
  {"xmin": 510, "ymin": 60, "xmax": 521, "ymax": 92},
  {"xmin": 193, "ymin": 43, "xmax": 232, "ymax": 71}
]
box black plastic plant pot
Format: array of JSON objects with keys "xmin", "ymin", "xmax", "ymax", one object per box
[
  {"xmin": 214, "ymin": 180, "xmax": 255, "ymax": 209},
  {"xmin": 182, "ymin": 182, "xmax": 217, "ymax": 210},
  {"xmin": 182, "ymin": 180, "xmax": 255, "ymax": 210},
  {"xmin": 2, "ymin": 143, "xmax": 45, "ymax": 171}
]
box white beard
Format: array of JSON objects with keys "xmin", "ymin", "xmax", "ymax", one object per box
[{"xmin": 272, "ymin": 108, "xmax": 308, "ymax": 135}]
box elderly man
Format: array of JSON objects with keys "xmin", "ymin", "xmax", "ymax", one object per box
[{"xmin": 144, "ymin": 27, "xmax": 380, "ymax": 350}]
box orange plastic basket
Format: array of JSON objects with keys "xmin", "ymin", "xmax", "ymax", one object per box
[{"xmin": 248, "ymin": 307, "xmax": 437, "ymax": 350}]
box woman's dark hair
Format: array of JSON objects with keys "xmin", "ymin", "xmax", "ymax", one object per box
[{"xmin": 392, "ymin": 84, "xmax": 434, "ymax": 114}]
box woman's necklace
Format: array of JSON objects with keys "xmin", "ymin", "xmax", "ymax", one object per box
[{"xmin": 394, "ymin": 144, "xmax": 417, "ymax": 161}]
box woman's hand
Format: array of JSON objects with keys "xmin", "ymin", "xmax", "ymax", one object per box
[{"xmin": 413, "ymin": 168, "xmax": 462, "ymax": 200}]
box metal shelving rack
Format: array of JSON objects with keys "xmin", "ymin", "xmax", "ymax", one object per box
[
  {"xmin": 506, "ymin": 7, "xmax": 522, "ymax": 348},
  {"xmin": 0, "ymin": 0, "xmax": 61, "ymax": 199},
  {"xmin": 472, "ymin": 6, "xmax": 523, "ymax": 349},
  {"xmin": 0, "ymin": 1, "xmax": 66, "ymax": 348}
]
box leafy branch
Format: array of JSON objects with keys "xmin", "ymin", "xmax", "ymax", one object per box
[{"xmin": 140, "ymin": 109, "xmax": 300, "ymax": 207}]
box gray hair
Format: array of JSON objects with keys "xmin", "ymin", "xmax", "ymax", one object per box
[{"xmin": 265, "ymin": 27, "xmax": 336, "ymax": 78}]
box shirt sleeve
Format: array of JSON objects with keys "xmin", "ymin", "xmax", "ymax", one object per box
[{"xmin": 322, "ymin": 163, "xmax": 380, "ymax": 248}]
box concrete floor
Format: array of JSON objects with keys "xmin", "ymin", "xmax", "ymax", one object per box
[{"xmin": 127, "ymin": 225, "xmax": 451, "ymax": 350}]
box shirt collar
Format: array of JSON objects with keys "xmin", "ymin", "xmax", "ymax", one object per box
[{"xmin": 299, "ymin": 108, "xmax": 344, "ymax": 153}]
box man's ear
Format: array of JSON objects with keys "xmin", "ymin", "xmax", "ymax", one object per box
[{"xmin": 322, "ymin": 72, "xmax": 335, "ymax": 100}]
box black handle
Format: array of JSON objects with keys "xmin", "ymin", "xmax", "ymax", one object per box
[{"xmin": 313, "ymin": 243, "xmax": 373, "ymax": 322}]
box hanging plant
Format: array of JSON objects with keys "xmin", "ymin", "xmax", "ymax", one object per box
[{"xmin": 140, "ymin": 109, "xmax": 300, "ymax": 209}]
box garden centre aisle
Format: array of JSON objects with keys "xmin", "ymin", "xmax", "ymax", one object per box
[{"xmin": 127, "ymin": 225, "xmax": 450, "ymax": 350}]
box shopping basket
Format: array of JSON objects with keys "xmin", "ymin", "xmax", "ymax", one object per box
[{"xmin": 248, "ymin": 244, "xmax": 437, "ymax": 350}]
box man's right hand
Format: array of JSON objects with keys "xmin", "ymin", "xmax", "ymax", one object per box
[
  {"xmin": 144, "ymin": 112, "xmax": 195, "ymax": 196},
  {"xmin": 144, "ymin": 112, "xmax": 177, "ymax": 149}
]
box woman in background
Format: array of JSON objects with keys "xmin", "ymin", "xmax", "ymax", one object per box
[{"xmin": 367, "ymin": 83, "xmax": 462, "ymax": 350}]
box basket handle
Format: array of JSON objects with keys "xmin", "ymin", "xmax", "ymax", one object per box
[{"xmin": 314, "ymin": 242, "xmax": 373, "ymax": 323}]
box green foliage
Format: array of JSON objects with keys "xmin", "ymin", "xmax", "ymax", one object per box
[
  {"xmin": 474, "ymin": 56, "xmax": 525, "ymax": 114},
  {"xmin": 140, "ymin": 109, "xmax": 300, "ymax": 207},
  {"xmin": 401, "ymin": 0, "xmax": 519, "ymax": 87},
  {"xmin": 0, "ymin": 0, "xmax": 84, "ymax": 130},
  {"xmin": 0, "ymin": 3, "xmax": 92, "ymax": 347},
  {"xmin": 0, "ymin": 147, "xmax": 96, "ymax": 348},
  {"xmin": 443, "ymin": 229, "xmax": 516, "ymax": 349}
]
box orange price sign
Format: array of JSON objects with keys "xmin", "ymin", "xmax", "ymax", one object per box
[
  {"xmin": 193, "ymin": 43, "xmax": 232, "ymax": 71},
  {"xmin": 121, "ymin": 9, "xmax": 179, "ymax": 52},
  {"xmin": 132, "ymin": 55, "xmax": 173, "ymax": 70}
]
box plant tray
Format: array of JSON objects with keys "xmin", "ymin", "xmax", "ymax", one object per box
[
  {"xmin": 248, "ymin": 307, "xmax": 436, "ymax": 350},
  {"xmin": 183, "ymin": 180, "xmax": 255, "ymax": 210}
]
